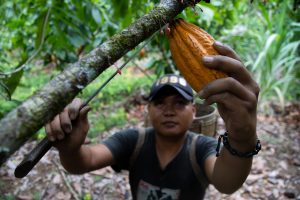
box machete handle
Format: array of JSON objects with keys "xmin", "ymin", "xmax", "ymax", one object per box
[{"xmin": 14, "ymin": 137, "xmax": 52, "ymax": 178}]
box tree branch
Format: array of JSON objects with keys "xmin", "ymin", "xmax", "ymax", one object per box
[{"xmin": 0, "ymin": 0, "xmax": 197, "ymax": 165}]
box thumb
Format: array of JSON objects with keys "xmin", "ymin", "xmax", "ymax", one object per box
[{"xmin": 79, "ymin": 106, "xmax": 91, "ymax": 121}]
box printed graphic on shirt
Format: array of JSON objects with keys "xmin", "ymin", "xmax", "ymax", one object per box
[{"xmin": 137, "ymin": 180, "xmax": 180, "ymax": 200}]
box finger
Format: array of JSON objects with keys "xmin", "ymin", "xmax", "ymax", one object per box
[
  {"xmin": 45, "ymin": 123, "xmax": 55, "ymax": 142},
  {"xmin": 213, "ymin": 41, "xmax": 242, "ymax": 62},
  {"xmin": 68, "ymin": 98, "xmax": 83, "ymax": 120},
  {"xmin": 60, "ymin": 109, "xmax": 72, "ymax": 134},
  {"xmin": 213, "ymin": 42, "xmax": 260, "ymax": 96},
  {"xmin": 77, "ymin": 106, "xmax": 91, "ymax": 132},
  {"xmin": 79, "ymin": 106, "xmax": 91, "ymax": 121},
  {"xmin": 202, "ymin": 55, "xmax": 254, "ymax": 85},
  {"xmin": 50, "ymin": 115, "xmax": 65, "ymax": 140},
  {"xmin": 204, "ymin": 92, "xmax": 246, "ymax": 110},
  {"xmin": 198, "ymin": 77, "xmax": 257, "ymax": 102}
]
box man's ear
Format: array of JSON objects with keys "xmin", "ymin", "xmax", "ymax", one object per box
[
  {"xmin": 146, "ymin": 104, "xmax": 150, "ymax": 113},
  {"xmin": 144, "ymin": 104, "xmax": 152, "ymax": 127},
  {"xmin": 192, "ymin": 103, "xmax": 196, "ymax": 119}
]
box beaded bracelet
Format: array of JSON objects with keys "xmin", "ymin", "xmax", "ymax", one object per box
[{"xmin": 216, "ymin": 131, "xmax": 261, "ymax": 158}]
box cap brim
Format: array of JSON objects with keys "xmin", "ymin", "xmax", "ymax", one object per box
[
  {"xmin": 173, "ymin": 86, "xmax": 193, "ymax": 101},
  {"xmin": 148, "ymin": 84, "xmax": 193, "ymax": 101}
]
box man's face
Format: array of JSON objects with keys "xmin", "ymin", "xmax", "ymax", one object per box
[{"xmin": 148, "ymin": 88, "xmax": 195, "ymax": 138}]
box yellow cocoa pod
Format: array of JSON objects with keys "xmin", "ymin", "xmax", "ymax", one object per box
[{"xmin": 167, "ymin": 18, "xmax": 227, "ymax": 92}]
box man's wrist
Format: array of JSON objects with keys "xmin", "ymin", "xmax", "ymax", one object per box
[
  {"xmin": 58, "ymin": 145, "xmax": 83, "ymax": 158},
  {"xmin": 216, "ymin": 132, "xmax": 261, "ymax": 158},
  {"xmin": 228, "ymin": 135, "xmax": 257, "ymax": 153}
]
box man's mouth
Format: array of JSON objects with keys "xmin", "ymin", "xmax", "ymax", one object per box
[{"xmin": 162, "ymin": 121, "xmax": 178, "ymax": 127}]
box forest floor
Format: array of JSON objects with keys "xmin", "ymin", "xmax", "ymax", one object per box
[{"xmin": 0, "ymin": 100, "xmax": 299, "ymax": 200}]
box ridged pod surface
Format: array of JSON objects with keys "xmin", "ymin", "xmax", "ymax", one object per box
[{"xmin": 167, "ymin": 18, "xmax": 227, "ymax": 92}]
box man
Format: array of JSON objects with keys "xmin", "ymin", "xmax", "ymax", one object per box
[{"xmin": 45, "ymin": 41, "xmax": 260, "ymax": 199}]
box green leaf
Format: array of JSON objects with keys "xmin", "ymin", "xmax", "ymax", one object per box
[
  {"xmin": 2, "ymin": 69, "xmax": 24, "ymax": 97},
  {"xmin": 0, "ymin": 80, "xmax": 11, "ymax": 100},
  {"xmin": 252, "ymin": 34, "xmax": 278, "ymax": 71},
  {"xmin": 111, "ymin": 0, "xmax": 130, "ymax": 19},
  {"xmin": 92, "ymin": 7, "xmax": 102, "ymax": 24},
  {"xmin": 274, "ymin": 86, "xmax": 285, "ymax": 109},
  {"xmin": 99, "ymin": 7, "xmax": 119, "ymax": 30},
  {"xmin": 68, "ymin": 34, "xmax": 85, "ymax": 48},
  {"xmin": 35, "ymin": 9, "xmax": 50, "ymax": 50}
]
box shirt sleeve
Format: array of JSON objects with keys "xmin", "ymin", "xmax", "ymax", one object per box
[
  {"xmin": 101, "ymin": 128, "xmax": 139, "ymax": 171},
  {"xmin": 196, "ymin": 135, "xmax": 218, "ymax": 169}
]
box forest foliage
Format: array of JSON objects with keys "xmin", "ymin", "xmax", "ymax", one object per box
[{"xmin": 0, "ymin": 0, "xmax": 299, "ymax": 135}]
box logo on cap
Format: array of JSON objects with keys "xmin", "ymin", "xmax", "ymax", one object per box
[{"xmin": 156, "ymin": 75, "xmax": 187, "ymax": 87}]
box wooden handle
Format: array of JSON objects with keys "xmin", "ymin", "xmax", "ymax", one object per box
[{"xmin": 14, "ymin": 137, "xmax": 52, "ymax": 178}]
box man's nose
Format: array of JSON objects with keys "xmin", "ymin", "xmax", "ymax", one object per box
[{"xmin": 162, "ymin": 103, "xmax": 176, "ymax": 115}]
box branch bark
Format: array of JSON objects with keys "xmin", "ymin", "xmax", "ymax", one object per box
[{"xmin": 0, "ymin": 0, "xmax": 196, "ymax": 165}]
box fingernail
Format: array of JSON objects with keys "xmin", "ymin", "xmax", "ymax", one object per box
[
  {"xmin": 64, "ymin": 125, "xmax": 72, "ymax": 133},
  {"xmin": 57, "ymin": 134, "xmax": 65, "ymax": 140},
  {"xmin": 198, "ymin": 90, "xmax": 204, "ymax": 99},
  {"xmin": 215, "ymin": 41, "xmax": 223, "ymax": 47},
  {"xmin": 203, "ymin": 56, "xmax": 213, "ymax": 64},
  {"xmin": 70, "ymin": 113, "xmax": 76, "ymax": 120},
  {"xmin": 49, "ymin": 136, "xmax": 55, "ymax": 142}
]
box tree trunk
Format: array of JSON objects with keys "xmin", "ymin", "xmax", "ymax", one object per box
[{"xmin": 0, "ymin": 0, "xmax": 198, "ymax": 165}]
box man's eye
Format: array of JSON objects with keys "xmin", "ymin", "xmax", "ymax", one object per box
[
  {"xmin": 153, "ymin": 100, "xmax": 163, "ymax": 106},
  {"xmin": 176, "ymin": 100, "xmax": 189, "ymax": 105}
]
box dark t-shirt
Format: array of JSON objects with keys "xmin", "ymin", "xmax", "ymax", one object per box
[{"xmin": 102, "ymin": 128, "xmax": 218, "ymax": 200}]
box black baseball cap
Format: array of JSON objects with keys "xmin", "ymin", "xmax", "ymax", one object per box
[{"xmin": 147, "ymin": 74, "xmax": 193, "ymax": 101}]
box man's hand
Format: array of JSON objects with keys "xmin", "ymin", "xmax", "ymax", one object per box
[
  {"xmin": 201, "ymin": 42, "xmax": 260, "ymax": 194},
  {"xmin": 45, "ymin": 98, "xmax": 91, "ymax": 153},
  {"xmin": 199, "ymin": 41, "xmax": 260, "ymax": 149}
]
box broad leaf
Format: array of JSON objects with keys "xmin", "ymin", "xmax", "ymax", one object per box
[
  {"xmin": 35, "ymin": 9, "xmax": 50, "ymax": 50},
  {"xmin": 92, "ymin": 7, "xmax": 102, "ymax": 24},
  {"xmin": 2, "ymin": 69, "xmax": 24, "ymax": 99},
  {"xmin": 0, "ymin": 80, "xmax": 11, "ymax": 100}
]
